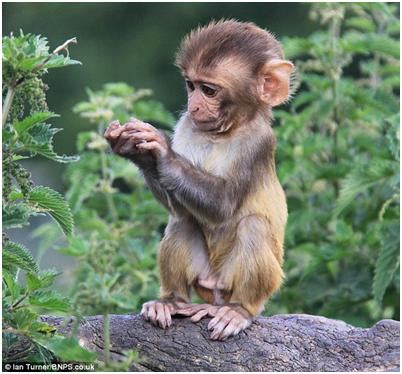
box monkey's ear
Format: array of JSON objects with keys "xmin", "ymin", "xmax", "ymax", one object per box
[{"xmin": 259, "ymin": 60, "xmax": 294, "ymax": 107}]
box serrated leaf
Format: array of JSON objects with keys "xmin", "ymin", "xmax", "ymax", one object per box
[
  {"xmin": 13, "ymin": 112, "xmax": 59, "ymax": 134},
  {"xmin": 2, "ymin": 270, "xmax": 20, "ymax": 300},
  {"xmin": 373, "ymin": 221, "xmax": 400, "ymax": 302},
  {"xmin": 31, "ymin": 335, "xmax": 96, "ymax": 362},
  {"xmin": 335, "ymin": 160, "xmax": 396, "ymax": 216},
  {"xmin": 6, "ymin": 309, "xmax": 38, "ymax": 331},
  {"xmin": 18, "ymin": 123, "xmax": 79, "ymax": 163},
  {"xmin": 2, "ymin": 32, "xmax": 80, "ymax": 80},
  {"xmin": 29, "ymin": 290, "xmax": 70, "ymax": 312},
  {"xmin": 28, "ymin": 186, "xmax": 74, "ymax": 236},
  {"xmin": 43, "ymin": 55, "xmax": 81, "ymax": 69},
  {"xmin": 2, "ymin": 204, "xmax": 31, "ymax": 229},
  {"xmin": 27, "ymin": 270, "xmax": 59, "ymax": 291},
  {"xmin": 3, "ymin": 241, "xmax": 38, "ymax": 273}
]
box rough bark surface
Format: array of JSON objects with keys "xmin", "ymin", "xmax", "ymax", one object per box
[{"xmin": 41, "ymin": 313, "xmax": 400, "ymax": 372}]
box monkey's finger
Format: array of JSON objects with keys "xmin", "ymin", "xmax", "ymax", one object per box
[
  {"xmin": 207, "ymin": 306, "xmax": 230, "ymax": 330},
  {"xmin": 137, "ymin": 141, "xmax": 166, "ymax": 157},
  {"xmin": 175, "ymin": 301, "xmax": 195, "ymax": 309},
  {"xmin": 176, "ymin": 303, "xmax": 209, "ymax": 315},
  {"xmin": 104, "ymin": 120, "xmax": 120, "ymax": 138},
  {"xmin": 140, "ymin": 303, "xmax": 150, "ymax": 321},
  {"xmin": 164, "ymin": 304, "xmax": 172, "ymax": 327},
  {"xmin": 218, "ymin": 322, "xmax": 241, "ymax": 341},
  {"xmin": 190, "ymin": 309, "xmax": 209, "ymax": 322},
  {"xmin": 147, "ymin": 304, "xmax": 157, "ymax": 325},
  {"xmin": 129, "ymin": 131, "xmax": 164, "ymax": 144},
  {"xmin": 155, "ymin": 302, "xmax": 167, "ymax": 329},
  {"xmin": 129, "ymin": 120, "xmax": 158, "ymax": 133},
  {"xmin": 108, "ymin": 122, "xmax": 127, "ymax": 139},
  {"xmin": 117, "ymin": 138, "xmax": 138, "ymax": 155},
  {"xmin": 175, "ymin": 307, "xmax": 198, "ymax": 316},
  {"xmin": 121, "ymin": 122, "xmax": 143, "ymax": 132},
  {"xmin": 210, "ymin": 318, "xmax": 231, "ymax": 340}
]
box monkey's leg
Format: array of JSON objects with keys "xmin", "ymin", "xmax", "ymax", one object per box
[
  {"xmin": 141, "ymin": 216, "xmax": 210, "ymax": 328},
  {"xmin": 208, "ymin": 214, "xmax": 284, "ymax": 340}
]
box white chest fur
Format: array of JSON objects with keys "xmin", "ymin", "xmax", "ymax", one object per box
[{"xmin": 172, "ymin": 116, "xmax": 214, "ymax": 167}]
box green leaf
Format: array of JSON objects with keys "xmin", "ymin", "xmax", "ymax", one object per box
[
  {"xmin": 3, "ymin": 241, "xmax": 38, "ymax": 273},
  {"xmin": 2, "ymin": 204, "xmax": 31, "ymax": 229},
  {"xmin": 2, "ymin": 32, "xmax": 80, "ymax": 81},
  {"xmin": 18, "ymin": 123, "xmax": 79, "ymax": 163},
  {"xmin": 6, "ymin": 309, "xmax": 38, "ymax": 331},
  {"xmin": 13, "ymin": 112, "xmax": 59, "ymax": 134},
  {"xmin": 345, "ymin": 16, "xmax": 375, "ymax": 32},
  {"xmin": 28, "ymin": 186, "xmax": 74, "ymax": 236},
  {"xmin": 2, "ymin": 270, "xmax": 20, "ymax": 300},
  {"xmin": 43, "ymin": 55, "xmax": 81, "ymax": 69},
  {"xmin": 31, "ymin": 335, "xmax": 96, "ymax": 362},
  {"xmin": 29, "ymin": 290, "xmax": 70, "ymax": 312},
  {"xmin": 57, "ymin": 237, "xmax": 89, "ymax": 257},
  {"xmin": 30, "ymin": 321, "xmax": 57, "ymax": 335},
  {"xmin": 335, "ymin": 160, "xmax": 396, "ymax": 216},
  {"xmin": 27, "ymin": 269, "xmax": 59, "ymax": 291},
  {"xmin": 373, "ymin": 221, "xmax": 400, "ymax": 302}
]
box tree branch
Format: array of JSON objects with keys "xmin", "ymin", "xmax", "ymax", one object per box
[{"xmin": 40, "ymin": 313, "xmax": 400, "ymax": 371}]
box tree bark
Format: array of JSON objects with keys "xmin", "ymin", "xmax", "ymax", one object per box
[{"xmin": 41, "ymin": 313, "xmax": 400, "ymax": 372}]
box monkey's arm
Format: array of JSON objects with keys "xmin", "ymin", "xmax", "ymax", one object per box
[
  {"xmin": 141, "ymin": 167, "xmax": 187, "ymax": 216},
  {"xmin": 128, "ymin": 120, "xmax": 271, "ymax": 224},
  {"xmin": 104, "ymin": 120, "xmax": 189, "ymax": 216},
  {"xmin": 156, "ymin": 149, "xmax": 256, "ymax": 223}
]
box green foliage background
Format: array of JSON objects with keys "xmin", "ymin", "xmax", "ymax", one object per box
[{"xmin": 2, "ymin": 3, "xmax": 400, "ymax": 365}]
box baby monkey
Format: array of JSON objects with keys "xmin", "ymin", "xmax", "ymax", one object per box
[{"xmin": 105, "ymin": 19, "xmax": 293, "ymax": 340}]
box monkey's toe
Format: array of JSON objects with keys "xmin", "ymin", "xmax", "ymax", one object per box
[{"xmin": 141, "ymin": 300, "xmax": 174, "ymax": 329}]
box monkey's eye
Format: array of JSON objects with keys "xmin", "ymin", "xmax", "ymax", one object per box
[
  {"xmin": 200, "ymin": 84, "xmax": 217, "ymax": 97},
  {"xmin": 185, "ymin": 80, "xmax": 195, "ymax": 91}
]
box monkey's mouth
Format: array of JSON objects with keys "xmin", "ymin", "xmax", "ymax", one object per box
[{"xmin": 192, "ymin": 118, "xmax": 221, "ymax": 132}]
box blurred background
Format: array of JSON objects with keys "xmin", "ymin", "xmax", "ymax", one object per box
[
  {"xmin": 3, "ymin": 2, "xmax": 314, "ymax": 156},
  {"xmin": 3, "ymin": 3, "xmax": 399, "ymax": 330}
]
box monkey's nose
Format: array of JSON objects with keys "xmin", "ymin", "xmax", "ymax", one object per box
[{"xmin": 190, "ymin": 106, "xmax": 200, "ymax": 114}]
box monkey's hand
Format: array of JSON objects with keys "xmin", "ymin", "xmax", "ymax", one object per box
[
  {"xmin": 104, "ymin": 119, "xmax": 156, "ymax": 168},
  {"xmin": 124, "ymin": 119, "xmax": 170, "ymax": 159},
  {"xmin": 178, "ymin": 303, "xmax": 252, "ymax": 341},
  {"xmin": 140, "ymin": 299, "xmax": 190, "ymax": 329}
]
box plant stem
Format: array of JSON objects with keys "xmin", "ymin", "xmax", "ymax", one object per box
[
  {"xmin": 9, "ymin": 291, "xmax": 29, "ymax": 312},
  {"xmin": 2, "ymin": 85, "xmax": 15, "ymax": 127},
  {"xmin": 328, "ymin": 7, "xmax": 344, "ymax": 197},
  {"xmin": 98, "ymin": 122, "xmax": 118, "ymax": 221},
  {"xmin": 103, "ymin": 312, "xmax": 110, "ymax": 366}
]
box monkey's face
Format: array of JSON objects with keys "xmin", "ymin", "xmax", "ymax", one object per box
[{"xmin": 184, "ymin": 76, "xmax": 224, "ymax": 132}]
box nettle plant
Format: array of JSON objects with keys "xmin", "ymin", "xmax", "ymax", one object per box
[
  {"xmin": 35, "ymin": 82, "xmax": 174, "ymax": 366},
  {"xmin": 2, "ymin": 31, "xmax": 95, "ymax": 363},
  {"xmin": 272, "ymin": 3, "xmax": 399, "ymax": 326}
]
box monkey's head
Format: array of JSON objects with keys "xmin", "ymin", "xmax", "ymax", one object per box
[{"xmin": 175, "ymin": 19, "xmax": 294, "ymax": 133}]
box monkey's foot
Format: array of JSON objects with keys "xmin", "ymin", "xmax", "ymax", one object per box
[
  {"xmin": 176, "ymin": 303, "xmax": 220, "ymax": 322},
  {"xmin": 177, "ymin": 303, "xmax": 252, "ymax": 340},
  {"xmin": 140, "ymin": 299, "xmax": 190, "ymax": 329},
  {"xmin": 208, "ymin": 305, "xmax": 252, "ymax": 341}
]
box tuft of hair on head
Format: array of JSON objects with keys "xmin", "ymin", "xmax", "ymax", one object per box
[{"xmin": 175, "ymin": 18, "xmax": 285, "ymax": 76}]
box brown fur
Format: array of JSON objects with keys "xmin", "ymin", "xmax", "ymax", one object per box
[
  {"xmin": 105, "ymin": 19, "xmax": 293, "ymax": 339},
  {"xmin": 155, "ymin": 20, "xmax": 292, "ymax": 319}
]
